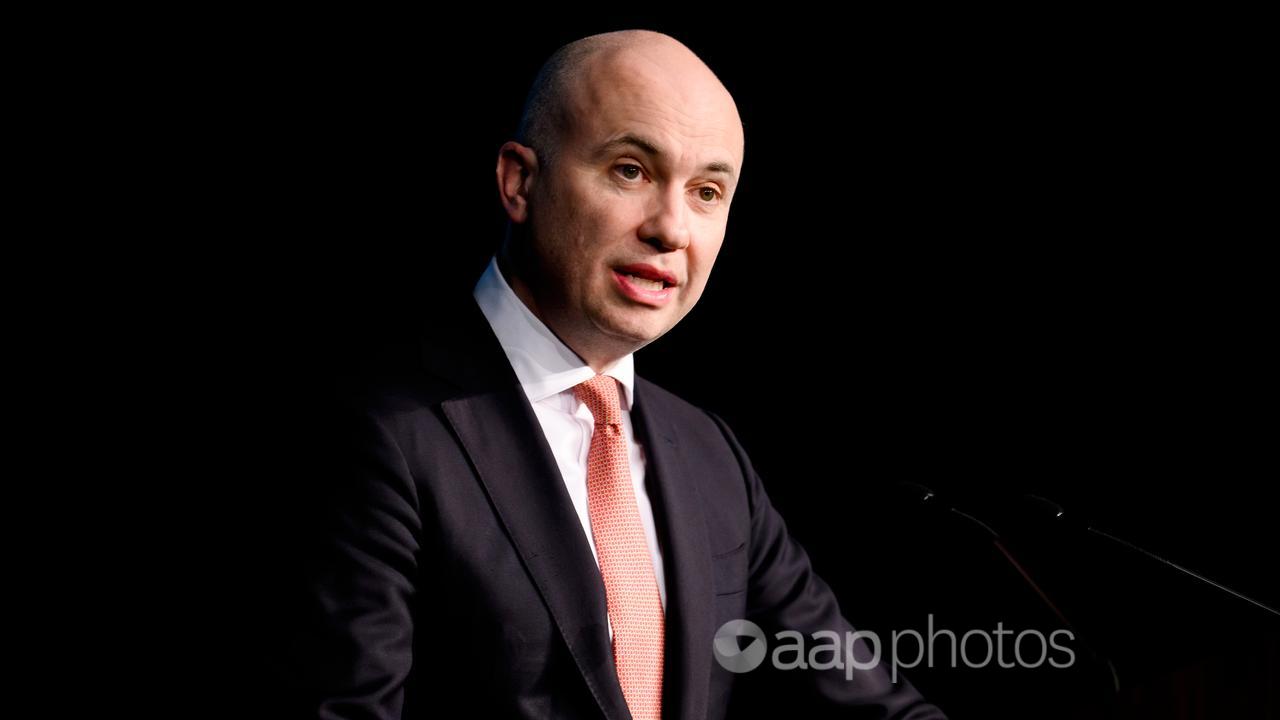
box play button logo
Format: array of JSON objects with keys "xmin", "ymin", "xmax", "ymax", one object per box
[{"xmin": 713, "ymin": 619, "xmax": 767, "ymax": 673}]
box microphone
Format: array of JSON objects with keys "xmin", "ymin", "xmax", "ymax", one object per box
[
  {"xmin": 895, "ymin": 482, "xmax": 1121, "ymax": 695},
  {"xmin": 1023, "ymin": 494, "xmax": 1279, "ymax": 618}
]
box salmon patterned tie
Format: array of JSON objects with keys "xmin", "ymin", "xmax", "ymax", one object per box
[{"xmin": 573, "ymin": 374, "xmax": 664, "ymax": 720}]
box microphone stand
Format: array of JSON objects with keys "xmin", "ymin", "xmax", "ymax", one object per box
[
  {"xmin": 897, "ymin": 482, "xmax": 1122, "ymax": 696},
  {"xmin": 1024, "ymin": 495, "xmax": 1279, "ymax": 618}
]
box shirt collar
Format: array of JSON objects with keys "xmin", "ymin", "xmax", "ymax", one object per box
[{"xmin": 473, "ymin": 256, "xmax": 635, "ymax": 409}]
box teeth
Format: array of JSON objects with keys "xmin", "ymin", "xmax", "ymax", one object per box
[{"xmin": 624, "ymin": 273, "xmax": 665, "ymax": 291}]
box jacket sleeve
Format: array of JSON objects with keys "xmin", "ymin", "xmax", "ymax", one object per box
[
  {"xmin": 708, "ymin": 412, "xmax": 947, "ymax": 720},
  {"xmin": 294, "ymin": 405, "xmax": 423, "ymax": 720}
]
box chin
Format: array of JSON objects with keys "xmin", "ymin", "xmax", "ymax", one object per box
[{"xmin": 596, "ymin": 313, "xmax": 669, "ymax": 348}]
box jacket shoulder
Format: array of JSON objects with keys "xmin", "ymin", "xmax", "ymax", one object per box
[{"xmin": 633, "ymin": 376, "xmax": 742, "ymax": 459}]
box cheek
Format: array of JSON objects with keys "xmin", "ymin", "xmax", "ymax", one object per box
[
  {"xmin": 553, "ymin": 193, "xmax": 616, "ymax": 253},
  {"xmin": 586, "ymin": 196, "xmax": 646, "ymax": 246}
]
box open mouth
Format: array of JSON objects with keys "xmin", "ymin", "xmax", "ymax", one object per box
[
  {"xmin": 611, "ymin": 263, "xmax": 678, "ymax": 306},
  {"xmin": 617, "ymin": 273, "xmax": 674, "ymax": 291},
  {"xmin": 613, "ymin": 263, "xmax": 677, "ymax": 289}
]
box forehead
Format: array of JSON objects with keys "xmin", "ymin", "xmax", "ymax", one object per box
[{"xmin": 562, "ymin": 50, "xmax": 744, "ymax": 172}]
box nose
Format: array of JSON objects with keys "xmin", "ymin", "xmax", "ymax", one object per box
[{"xmin": 638, "ymin": 185, "xmax": 691, "ymax": 251}]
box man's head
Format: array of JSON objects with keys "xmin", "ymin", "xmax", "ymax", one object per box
[{"xmin": 496, "ymin": 30, "xmax": 744, "ymax": 370}]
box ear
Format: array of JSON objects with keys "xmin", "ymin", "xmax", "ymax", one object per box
[{"xmin": 496, "ymin": 141, "xmax": 540, "ymax": 223}]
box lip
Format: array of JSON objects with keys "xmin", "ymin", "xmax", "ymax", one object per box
[
  {"xmin": 614, "ymin": 263, "xmax": 678, "ymax": 286},
  {"xmin": 612, "ymin": 267, "xmax": 676, "ymax": 307}
]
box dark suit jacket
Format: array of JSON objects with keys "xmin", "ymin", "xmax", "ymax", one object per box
[{"xmin": 295, "ymin": 297, "xmax": 945, "ymax": 719}]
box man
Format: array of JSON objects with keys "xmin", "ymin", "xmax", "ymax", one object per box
[{"xmin": 299, "ymin": 30, "xmax": 946, "ymax": 719}]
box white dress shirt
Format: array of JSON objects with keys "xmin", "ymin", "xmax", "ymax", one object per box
[{"xmin": 473, "ymin": 256, "xmax": 668, "ymax": 639}]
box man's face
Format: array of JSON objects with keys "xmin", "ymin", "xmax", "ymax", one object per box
[{"xmin": 519, "ymin": 45, "xmax": 744, "ymax": 360}]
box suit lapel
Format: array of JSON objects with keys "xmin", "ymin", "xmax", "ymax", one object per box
[
  {"xmin": 427, "ymin": 302, "xmax": 631, "ymax": 720},
  {"xmin": 424, "ymin": 300, "xmax": 717, "ymax": 720},
  {"xmin": 633, "ymin": 380, "xmax": 715, "ymax": 720}
]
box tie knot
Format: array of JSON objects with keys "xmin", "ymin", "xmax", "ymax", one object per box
[{"xmin": 573, "ymin": 374, "xmax": 623, "ymax": 426}]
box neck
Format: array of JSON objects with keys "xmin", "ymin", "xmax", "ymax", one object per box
[{"xmin": 496, "ymin": 250, "xmax": 632, "ymax": 374}]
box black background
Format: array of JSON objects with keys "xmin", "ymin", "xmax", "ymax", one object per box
[{"xmin": 122, "ymin": 12, "xmax": 1276, "ymax": 718}]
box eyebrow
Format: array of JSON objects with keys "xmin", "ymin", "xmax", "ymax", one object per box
[{"xmin": 595, "ymin": 133, "xmax": 737, "ymax": 180}]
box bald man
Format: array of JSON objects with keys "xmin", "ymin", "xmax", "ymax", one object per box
[{"xmin": 298, "ymin": 31, "xmax": 946, "ymax": 719}]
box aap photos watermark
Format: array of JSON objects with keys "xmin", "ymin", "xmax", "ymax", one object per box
[{"xmin": 713, "ymin": 616, "xmax": 1076, "ymax": 683}]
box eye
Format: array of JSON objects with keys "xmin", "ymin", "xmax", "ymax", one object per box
[
  {"xmin": 697, "ymin": 187, "xmax": 721, "ymax": 203},
  {"xmin": 615, "ymin": 164, "xmax": 643, "ymax": 181}
]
